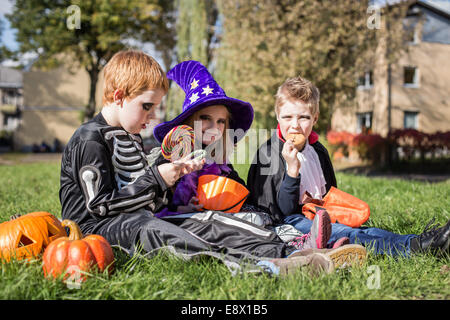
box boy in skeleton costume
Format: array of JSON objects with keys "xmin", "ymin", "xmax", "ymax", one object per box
[
  {"xmin": 59, "ymin": 51, "xmax": 209, "ymax": 258},
  {"xmin": 60, "ymin": 51, "xmax": 367, "ymax": 276}
]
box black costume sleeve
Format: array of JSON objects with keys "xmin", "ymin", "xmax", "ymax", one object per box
[
  {"xmin": 74, "ymin": 140, "xmax": 168, "ymax": 218},
  {"xmin": 277, "ymin": 173, "xmax": 301, "ymax": 216},
  {"xmin": 247, "ymin": 139, "xmax": 287, "ymax": 223}
]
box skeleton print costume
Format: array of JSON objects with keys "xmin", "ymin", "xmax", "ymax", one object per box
[{"xmin": 60, "ymin": 113, "xmax": 295, "ymax": 273}]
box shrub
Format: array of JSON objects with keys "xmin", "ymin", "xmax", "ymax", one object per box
[
  {"xmin": 326, "ymin": 131, "xmax": 356, "ymax": 159},
  {"xmin": 353, "ymin": 133, "xmax": 386, "ymax": 163},
  {"xmin": 327, "ymin": 129, "xmax": 449, "ymax": 164},
  {"xmin": 388, "ymin": 129, "xmax": 450, "ymax": 161}
]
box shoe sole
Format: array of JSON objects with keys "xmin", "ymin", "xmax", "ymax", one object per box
[
  {"xmin": 332, "ymin": 237, "xmax": 350, "ymax": 249},
  {"xmin": 325, "ymin": 245, "xmax": 367, "ymax": 268},
  {"xmin": 289, "ymin": 244, "xmax": 367, "ymax": 269},
  {"xmin": 275, "ymin": 254, "xmax": 335, "ymax": 276},
  {"xmin": 312, "ymin": 210, "xmax": 331, "ymax": 249}
]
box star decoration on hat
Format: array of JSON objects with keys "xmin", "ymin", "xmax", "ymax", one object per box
[
  {"xmin": 201, "ymin": 85, "xmax": 214, "ymax": 96},
  {"xmin": 189, "ymin": 92, "xmax": 200, "ymax": 104},
  {"xmin": 190, "ymin": 78, "xmax": 199, "ymax": 90}
]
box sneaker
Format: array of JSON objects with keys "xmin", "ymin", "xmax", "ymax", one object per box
[
  {"xmin": 289, "ymin": 244, "xmax": 367, "ymax": 269},
  {"xmin": 288, "ymin": 209, "xmax": 331, "ymax": 250},
  {"xmin": 258, "ymin": 253, "xmax": 334, "ymax": 276},
  {"xmin": 410, "ymin": 218, "xmax": 450, "ymax": 256},
  {"xmin": 329, "ymin": 237, "xmax": 350, "ymax": 249}
]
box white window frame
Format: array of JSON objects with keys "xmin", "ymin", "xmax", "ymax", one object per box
[
  {"xmin": 404, "ymin": 111, "xmax": 419, "ymax": 129},
  {"xmin": 403, "ymin": 66, "xmax": 420, "ymax": 88},
  {"xmin": 357, "ymin": 71, "xmax": 374, "ymax": 90},
  {"xmin": 356, "ymin": 112, "xmax": 373, "ymax": 134},
  {"xmin": 408, "ymin": 27, "xmax": 420, "ymax": 45}
]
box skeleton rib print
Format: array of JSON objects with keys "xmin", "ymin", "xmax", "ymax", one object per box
[
  {"xmin": 104, "ymin": 128, "xmax": 148, "ymax": 190},
  {"xmin": 75, "ymin": 127, "xmax": 157, "ymax": 216}
]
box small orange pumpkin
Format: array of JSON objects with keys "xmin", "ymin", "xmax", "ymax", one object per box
[
  {"xmin": 42, "ymin": 220, "xmax": 114, "ymax": 282},
  {"xmin": 197, "ymin": 175, "xmax": 249, "ymax": 213},
  {"xmin": 0, "ymin": 212, "xmax": 67, "ymax": 262}
]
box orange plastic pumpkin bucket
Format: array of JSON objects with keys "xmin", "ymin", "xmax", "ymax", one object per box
[{"xmin": 197, "ymin": 175, "xmax": 249, "ymax": 213}]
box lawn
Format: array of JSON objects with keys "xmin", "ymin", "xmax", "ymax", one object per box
[{"xmin": 0, "ymin": 160, "xmax": 449, "ymax": 300}]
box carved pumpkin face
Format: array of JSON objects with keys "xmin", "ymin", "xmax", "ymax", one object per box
[{"xmin": 0, "ymin": 212, "xmax": 67, "ymax": 262}]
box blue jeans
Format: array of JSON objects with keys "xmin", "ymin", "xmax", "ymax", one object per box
[{"xmin": 283, "ymin": 214, "xmax": 418, "ymax": 257}]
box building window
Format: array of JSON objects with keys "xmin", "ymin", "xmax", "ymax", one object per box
[
  {"xmin": 357, "ymin": 71, "xmax": 373, "ymax": 90},
  {"xmin": 403, "ymin": 14, "xmax": 420, "ymax": 45},
  {"xmin": 404, "ymin": 111, "xmax": 418, "ymax": 129},
  {"xmin": 356, "ymin": 112, "xmax": 373, "ymax": 134},
  {"xmin": 406, "ymin": 27, "xmax": 419, "ymax": 44},
  {"xmin": 404, "ymin": 66, "xmax": 419, "ymax": 87}
]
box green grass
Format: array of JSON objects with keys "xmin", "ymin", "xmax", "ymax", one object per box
[{"xmin": 0, "ymin": 162, "xmax": 449, "ymax": 300}]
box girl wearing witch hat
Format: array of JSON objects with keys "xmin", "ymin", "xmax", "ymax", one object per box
[{"xmin": 152, "ymin": 60, "xmax": 253, "ymax": 215}]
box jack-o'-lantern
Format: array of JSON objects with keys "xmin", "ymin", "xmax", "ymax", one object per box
[{"xmin": 0, "ymin": 212, "xmax": 67, "ymax": 262}]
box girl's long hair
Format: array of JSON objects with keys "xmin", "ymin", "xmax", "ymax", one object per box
[{"xmin": 184, "ymin": 106, "xmax": 235, "ymax": 164}]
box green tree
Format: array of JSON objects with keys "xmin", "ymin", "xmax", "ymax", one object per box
[
  {"xmin": 215, "ymin": 0, "xmax": 408, "ymax": 131},
  {"xmin": 6, "ymin": 0, "xmax": 176, "ymax": 120},
  {"xmin": 165, "ymin": 0, "xmax": 218, "ymax": 121}
]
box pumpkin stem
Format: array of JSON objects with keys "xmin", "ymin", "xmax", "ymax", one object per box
[{"xmin": 61, "ymin": 220, "xmax": 83, "ymax": 240}]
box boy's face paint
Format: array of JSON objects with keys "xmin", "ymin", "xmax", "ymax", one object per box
[
  {"xmin": 193, "ymin": 105, "xmax": 229, "ymax": 146},
  {"xmin": 117, "ymin": 88, "xmax": 165, "ymax": 134},
  {"xmin": 276, "ymin": 100, "xmax": 318, "ymax": 141}
]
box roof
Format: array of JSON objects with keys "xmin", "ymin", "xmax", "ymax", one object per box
[
  {"xmin": 0, "ymin": 66, "xmax": 23, "ymax": 88},
  {"xmin": 416, "ymin": 1, "xmax": 450, "ymax": 19}
]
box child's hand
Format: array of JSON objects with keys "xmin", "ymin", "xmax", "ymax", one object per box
[
  {"xmin": 282, "ymin": 138, "xmax": 301, "ymax": 178},
  {"xmin": 177, "ymin": 196, "xmax": 204, "ymax": 213},
  {"xmin": 157, "ymin": 158, "xmax": 205, "ymax": 187}
]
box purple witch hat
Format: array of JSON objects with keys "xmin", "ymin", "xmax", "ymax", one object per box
[{"xmin": 153, "ymin": 60, "xmax": 254, "ymax": 143}]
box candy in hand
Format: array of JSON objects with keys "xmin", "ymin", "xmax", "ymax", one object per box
[
  {"xmin": 286, "ymin": 133, "xmax": 306, "ymax": 151},
  {"xmin": 161, "ymin": 125, "xmax": 207, "ymax": 162},
  {"xmin": 161, "ymin": 125, "xmax": 195, "ymax": 161}
]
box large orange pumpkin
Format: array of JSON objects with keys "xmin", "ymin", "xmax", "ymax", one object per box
[
  {"xmin": 42, "ymin": 220, "xmax": 114, "ymax": 282},
  {"xmin": 0, "ymin": 212, "xmax": 67, "ymax": 262},
  {"xmin": 197, "ymin": 175, "xmax": 249, "ymax": 213}
]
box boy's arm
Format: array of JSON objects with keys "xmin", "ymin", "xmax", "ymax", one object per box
[
  {"xmin": 276, "ymin": 173, "xmax": 301, "ymax": 216},
  {"xmin": 74, "ymin": 140, "xmax": 168, "ymax": 218}
]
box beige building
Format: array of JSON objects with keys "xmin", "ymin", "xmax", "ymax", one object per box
[
  {"xmin": 0, "ymin": 66, "xmax": 23, "ymax": 130},
  {"xmin": 332, "ymin": 1, "xmax": 450, "ymax": 136},
  {"xmin": 0, "ymin": 66, "xmax": 23, "ymax": 152},
  {"xmin": 12, "ymin": 60, "xmax": 164, "ymax": 151},
  {"xmin": 12, "ymin": 61, "xmax": 103, "ymax": 151}
]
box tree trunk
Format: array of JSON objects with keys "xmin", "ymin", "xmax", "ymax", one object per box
[{"xmin": 85, "ymin": 66, "xmax": 99, "ymax": 121}]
